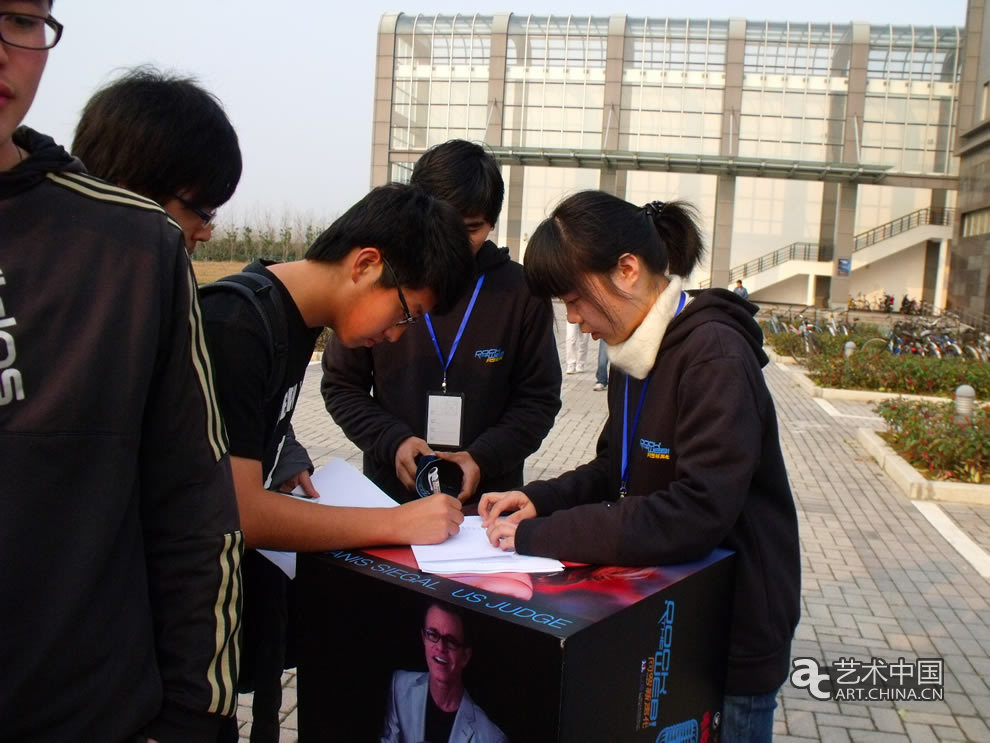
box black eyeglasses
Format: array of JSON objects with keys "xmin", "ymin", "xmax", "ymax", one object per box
[
  {"xmin": 0, "ymin": 13, "xmax": 63, "ymax": 50},
  {"xmin": 172, "ymin": 194, "xmax": 218, "ymax": 227},
  {"xmin": 422, "ymin": 627, "xmax": 464, "ymax": 651},
  {"xmin": 381, "ymin": 256, "xmax": 416, "ymax": 326}
]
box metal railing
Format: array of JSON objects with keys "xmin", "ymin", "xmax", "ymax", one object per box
[
  {"xmin": 699, "ymin": 208, "xmax": 954, "ymax": 289},
  {"xmin": 853, "ymin": 207, "xmax": 954, "ymax": 252},
  {"xmin": 698, "ymin": 242, "xmax": 829, "ymax": 288}
]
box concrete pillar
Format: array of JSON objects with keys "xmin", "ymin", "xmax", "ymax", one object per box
[
  {"xmin": 485, "ymin": 14, "xmax": 510, "ymax": 148},
  {"xmin": 711, "ymin": 175, "xmax": 735, "ymax": 289},
  {"xmin": 506, "ymin": 163, "xmax": 525, "ymax": 261},
  {"xmin": 709, "ymin": 18, "xmax": 746, "ymax": 289},
  {"xmin": 597, "ymin": 16, "xmax": 627, "ymax": 205},
  {"xmin": 831, "ymin": 182, "xmax": 858, "ymax": 305},
  {"xmin": 371, "ymin": 13, "xmax": 400, "ymax": 187},
  {"xmin": 827, "ymin": 23, "xmax": 869, "ymax": 306}
]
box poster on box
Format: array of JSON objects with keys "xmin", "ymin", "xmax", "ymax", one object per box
[{"xmin": 296, "ymin": 547, "xmax": 733, "ymax": 742}]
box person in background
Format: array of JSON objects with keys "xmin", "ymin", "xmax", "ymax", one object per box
[
  {"xmin": 733, "ymin": 279, "xmax": 749, "ymax": 300},
  {"xmin": 481, "ymin": 191, "xmax": 800, "ymax": 743},
  {"xmin": 1, "ymin": 4, "xmax": 242, "ymax": 740},
  {"xmin": 593, "ymin": 339, "xmax": 609, "ymax": 391},
  {"xmin": 322, "ymin": 139, "xmax": 561, "ymax": 505},
  {"xmin": 71, "ymin": 65, "xmax": 241, "ymax": 256},
  {"xmin": 565, "ymin": 318, "xmax": 589, "ymax": 374}
]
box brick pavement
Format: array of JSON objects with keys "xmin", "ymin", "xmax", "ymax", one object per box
[{"xmin": 237, "ymin": 305, "xmax": 990, "ymax": 742}]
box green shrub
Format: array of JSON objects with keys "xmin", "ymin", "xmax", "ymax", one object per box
[
  {"xmin": 875, "ymin": 399, "xmax": 989, "ymax": 483},
  {"xmin": 805, "ymin": 353, "xmax": 990, "ymax": 397}
]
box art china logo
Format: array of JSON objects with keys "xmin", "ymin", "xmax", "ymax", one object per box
[
  {"xmin": 639, "ymin": 438, "xmax": 671, "ymax": 460},
  {"xmin": 790, "ymin": 657, "xmax": 944, "ymax": 702},
  {"xmin": 474, "ymin": 348, "xmax": 505, "ymax": 363}
]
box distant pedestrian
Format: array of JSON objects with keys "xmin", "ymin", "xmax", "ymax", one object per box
[
  {"xmin": 565, "ymin": 319, "xmax": 589, "ymax": 373},
  {"xmin": 734, "ymin": 279, "xmax": 749, "ymax": 300},
  {"xmin": 593, "ymin": 339, "xmax": 608, "ymax": 391}
]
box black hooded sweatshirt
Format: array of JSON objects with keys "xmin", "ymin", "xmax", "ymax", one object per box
[
  {"xmin": 515, "ymin": 288, "xmax": 800, "ymax": 696},
  {"xmin": 0, "ymin": 128, "xmax": 242, "ymax": 741},
  {"xmin": 322, "ymin": 240, "xmax": 562, "ymax": 502}
]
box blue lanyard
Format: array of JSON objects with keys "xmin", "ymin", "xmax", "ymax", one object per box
[
  {"xmin": 424, "ymin": 275, "xmax": 485, "ymax": 393},
  {"xmin": 618, "ymin": 291, "xmax": 686, "ymax": 498}
]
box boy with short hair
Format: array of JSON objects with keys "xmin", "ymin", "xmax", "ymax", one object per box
[
  {"xmin": 0, "ymin": 3, "xmax": 243, "ymax": 740},
  {"xmin": 202, "ymin": 183, "xmax": 473, "ymax": 742},
  {"xmin": 322, "ymin": 139, "xmax": 562, "ymax": 504},
  {"xmin": 72, "ymin": 65, "xmax": 241, "ymax": 255}
]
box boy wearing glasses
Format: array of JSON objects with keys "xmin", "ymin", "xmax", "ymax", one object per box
[
  {"xmin": 0, "ymin": 3, "xmax": 242, "ymax": 741},
  {"xmin": 72, "ymin": 66, "xmax": 241, "ymax": 256},
  {"xmin": 322, "ymin": 139, "xmax": 562, "ymax": 505},
  {"xmin": 200, "ymin": 184, "xmax": 474, "ymax": 742}
]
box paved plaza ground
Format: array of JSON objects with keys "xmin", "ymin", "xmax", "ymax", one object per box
[{"xmin": 236, "ymin": 305, "xmax": 990, "ymax": 742}]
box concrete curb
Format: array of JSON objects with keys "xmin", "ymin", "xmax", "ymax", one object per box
[{"xmin": 856, "ymin": 428, "xmax": 990, "ymax": 505}]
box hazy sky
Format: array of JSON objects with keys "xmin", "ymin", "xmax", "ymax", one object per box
[{"xmin": 28, "ymin": 0, "xmax": 966, "ymax": 227}]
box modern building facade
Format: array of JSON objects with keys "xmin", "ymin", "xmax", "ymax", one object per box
[
  {"xmin": 371, "ymin": 12, "xmax": 976, "ymax": 311},
  {"xmin": 954, "ymin": 0, "xmax": 990, "ymax": 323}
]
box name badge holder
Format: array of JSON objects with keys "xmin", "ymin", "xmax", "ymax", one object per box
[{"xmin": 424, "ymin": 275, "xmax": 485, "ymax": 448}]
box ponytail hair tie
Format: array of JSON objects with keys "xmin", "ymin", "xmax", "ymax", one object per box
[{"xmin": 643, "ymin": 200, "xmax": 666, "ymax": 218}]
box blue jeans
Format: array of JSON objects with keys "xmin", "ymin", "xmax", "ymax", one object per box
[
  {"xmin": 721, "ymin": 691, "xmax": 778, "ymax": 743},
  {"xmin": 596, "ymin": 340, "xmax": 609, "ymax": 386}
]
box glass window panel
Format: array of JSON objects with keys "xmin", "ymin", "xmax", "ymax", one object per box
[
  {"xmin": 621, "ymin": 85, "xmax": 637, "ymax": 109},
  {"xmin": 906, "ymin": 100, "xmax": 933, "ymax": 125},
  {"xmin": 448, "ymin": 106, "xmax": 467, "ymax": 127},
  {"xmin": 562, "ymin": 108, "xmax": 583, "ymax": 131},
  {"xmin": 504, "ymin": 82, "xmax": 522, "ymax": 106},
  {"xmin": 703, "ymin": 114, "xmax": 721, "ymax": 138},
  {"xmin": 428, "ymin": 106, "xmax": 449, "ymax": 128},
  {"xmin": 502, "ymin": 105, "xmax": 521, "ymax": 129},
  {"xmin": 447, "ymin": 82, "xmax": 467, "ymax": 103},
  {"xmin": 705, "ymin": 89, "xmax": 723, "ymax": 112},
  {"xmin": 586, "ymin": 85, "xmax": 605, "ymax": 107},
  {"xmin": 431, "ymin": 81, "xmax": 450, "ymax": 105},
  {"xmin": 469, "ymin": 83, "xmax": 488, "ymax": 105},
  {"xmin": 584, "ymin": 108, "xmax": 601, "ymax": 131},
  {"xmin": 468, "ymin": 105, "xmax": 488, "ymax": 129},
  {"xmin": 525, "ymin": 108, "xmax": 544, "ymax": 129},
  {"xmin": 543, "ymin": 107, "xmax": 563, "ymax": 130},
  {"xmin": 564, "ymin": 86, "xmax": 584, "ymax": 107},
  {"xmin": 525, "ymin": 84, "xmax": 544, "ymax": 106},
  {"xmin": 903, "ymin": 123, "xmax": 928, "ymax": 148},
  {"xmin": 544, "ymin": 83, "xmax": 564, "ymax": 106},
  {"xmin": 408, "ymin": 104, "xmax": 429, "ymax": 127}
]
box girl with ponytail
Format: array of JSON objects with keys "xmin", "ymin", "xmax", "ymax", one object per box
[{"xmin": 480, "ymin": 190, "xmax": 799, "ymax": 742}]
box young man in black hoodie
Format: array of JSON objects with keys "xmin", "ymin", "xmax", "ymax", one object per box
[
  {"xmin": 0, "ymin": 4, "xmax": 243, "ymax": 740},
  {"xmin": 321, "ymin": 139, "xmax": 562, "ymax": 504}
]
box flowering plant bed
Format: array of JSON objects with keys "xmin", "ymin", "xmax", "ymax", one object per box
[{"xmin": 874, "ymin": 399, "xmax": 988, "ymax": 483}]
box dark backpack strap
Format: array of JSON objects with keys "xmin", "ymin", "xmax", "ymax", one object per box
[{"xmin": 200, "ymin": 272, "xmax": 288, "ymax": 403}]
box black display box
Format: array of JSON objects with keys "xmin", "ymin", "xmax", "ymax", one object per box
[{"xmin": 296, "ymin": 546, "xmax": 734, "ymax": 743}]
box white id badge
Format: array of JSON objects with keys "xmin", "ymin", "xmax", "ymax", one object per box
[{"xmin": 426, "ymin": 392, "xmax": 464, "ymax": 447}]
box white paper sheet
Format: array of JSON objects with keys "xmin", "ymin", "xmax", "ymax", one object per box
[
  {"xmin": 258, "ymin": 458, "xmax": 399, "ymax": 579},
  {"xmin": 412, "ymin": 516, "xmax": 564, "ymax": 575}
]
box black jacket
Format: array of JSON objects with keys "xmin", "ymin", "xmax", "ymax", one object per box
[
  {"xmin": 321, "ymin": 241, "xmax": 562, "ymax": 502},
  {"xmin": 0, "ymin": 128, "xmax": 242, "ymax": 741},
  {"xmin": 516, "ymin": 289, "xmax": 800, "ymax": 695}
]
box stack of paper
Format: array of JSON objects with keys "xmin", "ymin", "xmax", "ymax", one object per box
[{"xmin": 412, "ymin": 516, "xmax": 564, "ymax": 575}]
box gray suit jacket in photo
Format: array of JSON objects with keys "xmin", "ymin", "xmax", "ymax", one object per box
[{"xmin": 381, "ymin": 670, "xmax": 508, "ymax": 743}]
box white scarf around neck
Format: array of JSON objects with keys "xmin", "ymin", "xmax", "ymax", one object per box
[{"xmin": 606, "ymin": 275, "xmax": 689, "ymax": 380}]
